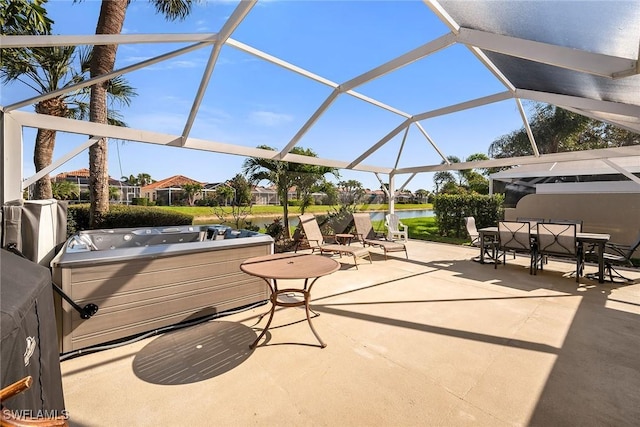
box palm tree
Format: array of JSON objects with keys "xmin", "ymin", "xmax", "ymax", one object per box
[
  {"xmin": 136, "ymin": 173, "xmax": 153, "ymax": 187},
  {"xmin": 414, "ymin": 189, "xmax": 429, "ymax": 204},
  {"xmin": 121, "ymin": 174, "xmax": 138, "ymax": 186},
  {"xmin": 215, "ymin": 185, "xmax": 234, "ymax": 206},
  {"xmin": 51, "ymin": 180, "xmax": 79, "ymax": 200},
  {"xmin": 243, "ymin": 146, "xmax": 338, "ymax": 238},
  {"xmin": 181, "ymin": 182, "xmax": 202, "ymax": 206},
  {"xmin": 88, "ymin": 0, "xmax": 195, "ymax": 227},
  {"xmin": 337, "ymin": 179, "xmax": 365, "ymax": 207},
  {"xmin": 1, "ymin": 1, "xmax": 136, "ymax": 199}
]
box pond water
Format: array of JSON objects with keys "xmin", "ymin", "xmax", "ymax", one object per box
[
  {"xmin": 248, "ymin": 209, "xmax": 434, "ymax": 229},
  {"xmin": 369, "ymin": 209, "xmax": 434, "ymax": 221}
]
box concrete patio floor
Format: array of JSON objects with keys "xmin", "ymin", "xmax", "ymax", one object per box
[{"xmin": 59, "ymin": 240, "xmax": 640, "ymax": 427}]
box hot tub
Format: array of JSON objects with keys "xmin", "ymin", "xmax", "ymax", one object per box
[{"xmin": 51, "ymin": 225, "xmax": 273, "ymax": 354}]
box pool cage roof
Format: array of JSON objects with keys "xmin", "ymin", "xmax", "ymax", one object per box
[{"xmin": 1, "ymin": 0, "xmax": 640, "ymax": 201}]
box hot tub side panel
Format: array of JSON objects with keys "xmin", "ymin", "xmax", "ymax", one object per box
[{"xmin": 53, "ymin": 242, "xmax": 271, "ymax": 353}]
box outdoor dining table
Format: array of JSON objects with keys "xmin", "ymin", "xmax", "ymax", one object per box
[
  {"xmin": 478, "ymin": 226, "xmax": 611, "ymax": 283},
  {"xmin": 240, "ymin": 253, "xmax": 340, "ymax": 349}
]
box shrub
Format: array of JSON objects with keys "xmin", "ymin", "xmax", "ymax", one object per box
[
  {"xmin": 265, "ymin": 217, "xmax": 286, "ymax": 241},
  {"xmin": 131, "ymin": 197, "xmax": 150, "ymax": 206},
  {"xmin": 433, "ymin": 194, "xmax": 504, "ymax": 238},
  {"xmin": 67, "ymin": 204, "xmax": 193, "ymax": 234}
]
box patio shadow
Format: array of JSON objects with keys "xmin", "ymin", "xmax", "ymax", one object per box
[{"xmin": 132, "ymin": 321, "xmax": 255, "ymax": 385}]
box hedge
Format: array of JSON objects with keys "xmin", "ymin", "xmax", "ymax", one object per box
[
  {"xmin": 67, "ymin": 204, "xmax": 193, "ymax": 236},
  {"xmin": 433, "ymin": 194, "xmax": 504, "ymax": 238}
]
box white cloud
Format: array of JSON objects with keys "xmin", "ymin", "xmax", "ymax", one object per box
[{"xmin": 249, "ymin": 111, "xmax": 293, "ymax": 127}]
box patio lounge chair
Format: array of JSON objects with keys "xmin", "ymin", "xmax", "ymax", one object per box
[
  {"xmin": 297, "ymin": 214, "xmax": 372, "ymax": 269},
  {"xmin": 352, "ymin": 213, "xmax": 408, "ymax": 260},
  {"xmin": 385, "ymin": 214, "xmax": 408, "ymax": 241}
]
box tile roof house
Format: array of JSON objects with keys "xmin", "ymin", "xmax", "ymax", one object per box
[
  {"xmin": 141, "ymin": 175, "xmax": 207, "ymax": 206},
  {"xmin": 51, "ymin": 168, "xmax": 140, "ymax": 204}
]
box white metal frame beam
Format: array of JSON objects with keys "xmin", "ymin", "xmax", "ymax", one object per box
[
  {"xmin": 181, "ymin": 0, "xmax": 256, "ymax": 143},
  {"xmin": 397, "ymin": 145, "xmax": 640, "ymax": 175},
  {"xmin": 10, "ymin": 111, "xmax": 392, "ymax": 174},
  {"xmin": 515, "ymin": 98, "xmax": 540, "ymax": 157},
  {"xmin": 457, "ymin": 27, "xmax": 638, "ymax": 79},
  {"xmin": 561, "ymin": 106, "xmax": 640, "ymax": 134},
  {"xmin": 22, "ymin": 137, "xmax": 101, "ymax": 189},
  {"xmin": 517, "ymin": 89, "xmax": 640, "ymax": 119},
  {"xmin": 0, "ymin": 33, "xmax": 218, "ymax": 47},
  {"xmin": 277, "ymin": 33, "xmax": 455, "ymax": 159},
  {"xmin": 4, "ymin": 41, "xmax": 215, "ymax": 112}
]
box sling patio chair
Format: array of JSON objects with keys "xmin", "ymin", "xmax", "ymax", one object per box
[
  {"xmin": 536, "ymin": 222, "xmax": 583, "ymax": 282},
  {"xmin": 464, "ymin": 216, "xmax": 497, "ymax": 262},
  {"xmin": 297, "ymin": 214, "xmax": 371, "ymax": 269},
  {"xmin": 352, "ymin": 213, "xmax": 408, "ymax": 260}
]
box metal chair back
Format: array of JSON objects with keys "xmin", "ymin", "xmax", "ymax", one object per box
[
  {"xmin": 498, "ymin": 221, "xmax": 532, "ymax": 252},
  {"xmin": 537, "ymin": 223, "xmax": 578, "ymax": 256}
]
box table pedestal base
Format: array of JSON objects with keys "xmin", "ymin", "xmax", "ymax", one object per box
[{"xmin": 250, "ymin": 279, "xmax": 326, "ymax": 349}]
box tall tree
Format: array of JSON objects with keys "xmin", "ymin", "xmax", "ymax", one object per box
[
  {"xmin": 0, "ymin": 0, "xmax": 52, "ymax": 35},
  {"xmin": 51, "ymin": 180, "xmax": 79, "ymax": 200},
  {"xmin": 1, "ymin": 0, "xmax": 135, "ymax": 199},
  {"xmin": 120, "ymin": 174, "xmax": 138, "ymax": 186},
  {"xmin": 212, "ymin": 174, "xmax": 253, "ymax": 229},
  {"xmin": 433, "ymin": 171, "xmax": 455, "ymax": 193},
  {"xmin": 215, "ymin": 184, "xmax": 234, "ymax": 206},
  {"xmin": 243, "ymin": 145, "xmax": 338, "ymax": 238},
  {"xmin": 433, "ymin": 155, "xmax": 460, "ymax": 193},
  {"xmin": 181, "ymin": 182, "xmax": 202, "ymax": 206},
  {"xmin": 136, "ymin": 172, "xmax": 153, "ymax": 186},
  {"xmin": 489, "ymin": 103, "xmax": 639, "ymax": 162},
  {"xmin": 88, "ymin": 0, "xmax": 195, "ymax": 227},
  {"xmin": 337, "ymin": 180, "xmax": 365, "ymax": 207},
  {"xmin": 414, "ymin": 189, "xmax": 429, "ymax": 203}
]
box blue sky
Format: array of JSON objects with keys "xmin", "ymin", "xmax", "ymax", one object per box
[{"xmin": 3, "ymin": 0, "xmax": 529, "ymax": 192}]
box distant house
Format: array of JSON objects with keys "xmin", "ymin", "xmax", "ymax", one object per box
[
  {"xmin": 52, "ymin": 168, "xmax": 139, "ymax": 204},
  {"xmin": 364, "ymin": 189, "xmax": 386, "ymax": 204},
  {"xmin": 251, "ymin": 185, "xmax": 279, "ymax": 205},
  {"xmin": 396, "ymin": 191, "xmax": 414, "ymax": 204},
  {"xmin": 141, "ymin": 175, "xmax": 216, "ymax": 206}
]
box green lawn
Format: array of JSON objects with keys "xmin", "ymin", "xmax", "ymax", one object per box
[
  {"xmin": 155, "ymin": 204, "xmax": 471, "ymax": 246},
  {"xmin": 158, "ymin": 203, "xmax": 432, "ymax": 217},
  {"xmin": 402, "ymin": 217, "xmax": 469, "ymax": 245}
]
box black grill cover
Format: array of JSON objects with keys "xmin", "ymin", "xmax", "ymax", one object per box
[{"xmin": 1, "ymin": 249, "xmax": 65, "ymax": 412}]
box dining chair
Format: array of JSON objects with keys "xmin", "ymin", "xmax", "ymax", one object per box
[
  {"xmin": 496, "ymin": 221, "xmax": 537, "ymax": 274},
  {"xmin": 516, "ymin": 217, "xmax": 545, "ymax": 227},
  {"xmin": 464, "ymin": 216, "xmax": 496, "ymax": 261},
  {"xmin": 547, "ymin": 219, "xmax": 583, "ymax": 232},
  {"xmin": 586, "ymin": 230, "xmax": 640, "ymax": 282},
  {"xmin": 536, "ymin": 222, "xmax": 583, "ymax": 282}
]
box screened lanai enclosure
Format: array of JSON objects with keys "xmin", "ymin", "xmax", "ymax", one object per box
[
  {"xmin": 2, "ymin": 3, "xmax": 640, "ymax": 425},
  {"xmin": 2, "ymin": 0, "xmax": 640, "ymax": 206}
]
